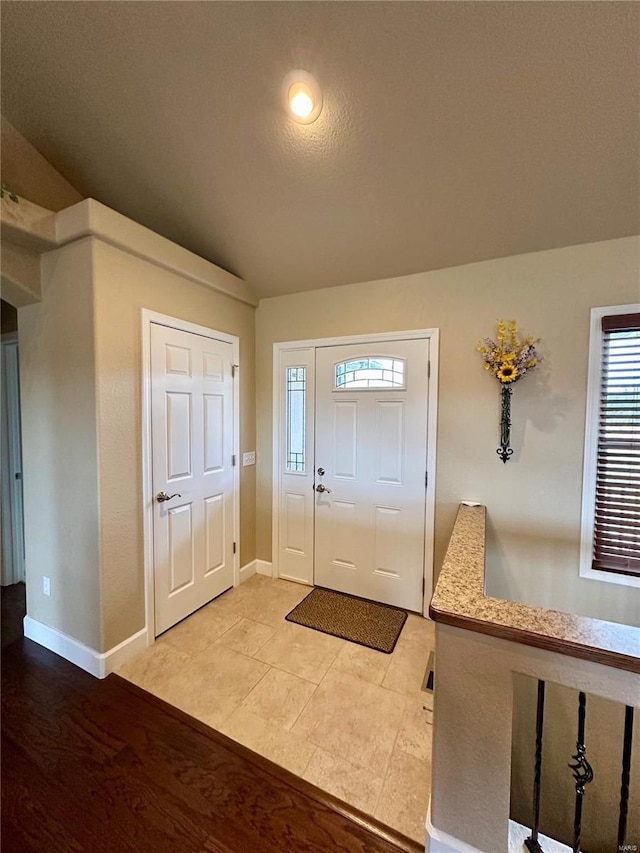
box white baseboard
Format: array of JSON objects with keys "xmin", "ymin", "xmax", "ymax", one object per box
[
  {"xmin": 239, "ymin": 559, "xmax": 272, "ymax": 582},
  {"xmin": 24, "ymin": 615, "xmax": 148, "ymax": 679},
  {"xmin": 104, "ymin": 626, "xmax": 149, "ymax": 675},
  {"xmin": 256, "ymin": 559, "xmax": 273, "ymax": 577},
  {"xmin": 426, "ymin": 801, "xmax": 482, "ymax": 853},
  {"xmin": 426, "ymin": 801, "xmax": 570, "ymax": 853},
  {"xmin": 239, "ymin": 560, "xmax": 257, "ymax": 583}
]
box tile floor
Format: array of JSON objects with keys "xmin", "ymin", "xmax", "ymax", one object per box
[{"xmin": 117, "ymin": 574, "xmax": 435, "ymax": 843}]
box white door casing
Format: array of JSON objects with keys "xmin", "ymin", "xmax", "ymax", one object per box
[
  {"xmin": 146, "ymin": 316, "xmax": 238, "ymax": 637},
  {"xmin": 273, "ymin": 330, "xmax": 438, "ymax": 615}
]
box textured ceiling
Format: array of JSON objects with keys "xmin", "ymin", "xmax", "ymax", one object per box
[{"xmin": 2, "ymin": 1, "xmax": 639, "ymax": 298}]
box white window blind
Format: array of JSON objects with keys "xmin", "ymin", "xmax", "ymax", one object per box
[{"xmin": 593, "ymin": 313, "xmax": 640, "ymax": 576}]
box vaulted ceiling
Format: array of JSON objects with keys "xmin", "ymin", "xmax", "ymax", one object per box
[{"xmin": 2, "ymin": 1, "xmax": 638, "ymax": 298}]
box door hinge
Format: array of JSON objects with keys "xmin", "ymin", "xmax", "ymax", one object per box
[
  {"xmin": 232, "ymin": 454, "xmax": 237, "ymax": 466},
  {"xmin": 427, "ymin": 360, "xmax": 431, "ymax": 379},
  {"xmin": 425, "ymin": 471, "xmax": 428, "ymax": 488},
  {"xmin": 422, "ymin": 577, "xmax": 426, "ymax": 596},
  {"xmin": 233, "ymin": 542, "xmax": 237, "ymax": 554},
  {"xmin": 232, "ymin": 364, "xmax": 239, "ymax": 378}
]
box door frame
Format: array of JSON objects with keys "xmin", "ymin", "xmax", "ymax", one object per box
[
  {"xmin": 272, "ymin": 329, "xmax": 439, "ymax": 616},
  {"xmin": 1, "ymin": 333, "xmax": 26, "ymax": 586},
  {"xmin": 141, "ymin": 309, "xmax": 240, "ymax": 645}
]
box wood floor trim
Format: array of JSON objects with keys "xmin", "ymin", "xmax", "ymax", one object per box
[
  {"xmin": 113, "ymin": 674, "xmax": 424, "ymax": 853},
  {"xmin": 2, "ymin": 608, "xmax": 425, "ymax": 853}
]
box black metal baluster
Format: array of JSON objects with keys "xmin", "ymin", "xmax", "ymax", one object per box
[
  {"xmin": 525, "ymin": 680, "xmax": 546, "ymax": 853},
  {"xmin": 617, "ymin": 705, "xmax": 635, "ymax": 852},
  {"xmin": 568, "ymin": 692, "xmax": 594, "ymax": 853}
]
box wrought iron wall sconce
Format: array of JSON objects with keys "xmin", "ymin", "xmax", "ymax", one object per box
[
  {"xmin": 478, "ymin": 320, "xmax": 541, "ymax": 464},
  {"xmin": 498, "ymin": 385, "xmax": 513, "ymax": 463}
]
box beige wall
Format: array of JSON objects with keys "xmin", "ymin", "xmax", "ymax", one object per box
[
  {"xmin": 1, "ymin": 116, "xmax": 84, "ymax": 211},
  {"xmin": 92, "ymin": 239, "xmax": 256, "ymax": 650},
  {"xmin": 20, "ymin": 231, "xmax": 256, "ymax": 654},
  {"xmin": 256, "ymin": 237, "xmax": 640, "ymax": 624},
  {"xmin": 16, "ymin": 217, "xmax": 639, "ymax": 652},
  {"xmin": 20, "ymin": 239, "xmax": 101, "ymax": 649}
]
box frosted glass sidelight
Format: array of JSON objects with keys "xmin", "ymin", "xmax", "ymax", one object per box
[
  {"xmin": 335, "ymin": 357, "xmax": 405, "ymax": 389},
  {"xmin": 286, "ymin": 367, "xmax": 306, "ymax": 472}
]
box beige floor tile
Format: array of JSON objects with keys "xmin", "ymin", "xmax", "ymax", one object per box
[
  {"xmin": 382, "ymin": 638, "xmax": 432, "ymax": 697},
  {"xmin": 303, "ymin": 747, "xmax": 384, "ymax": 815},
  {"xmin": 272, "ymin": 578, "xmax": 312, "ymax": 597},
  {"xmin": 154, "ymin": 643, "xmax": 269, "ymax": 730},
  {"xmin": 396, "ymin": 613, "xmax": 435, "ymax": 648},
  {"xmin": 214, "ymin": 578, "xmax": 311, "ymax": 628},
  {"xmin": 240, "ymin": 666, "xmax": 316, "ymax": 730},
  {"xmin": 220, "ymin": 706, "xmax": 317, "ymax": 777},
  {"xmin": 291, "ymin": 669, "xmax": 405, "ymax": 778},
  {"xmin": 395, "ymin": 694, "xmax": 433, "ymax": 763},
  {"xmin": 374, "ymin": 748, "xmax": 431, "ymax": 844},
  {"xmin": 121, "ymin": 576, "xmax": 433, "ymax": 843},
  {"xmin": 157, "ymin": 604, "xmax": 241, "ymax": 657},
  {"xmin": 117, "ymin": 641, "xmax": 191, "ymax": 692},
  {"xmin": 254, "ymin": 621, "xmax": 343, "ymax": 684},
  {"xmin": 329, "ymin": 641, "xmax": 393, "ymax": 686},
  {"xmin": 215, "ymin": 617, "xmax": 275, "ymax": 657},
  {"xmin": 238, "ymin": 580, "xmax": 311, "ymax": 628},
  {"xmin": 207, "ymin": 574, "xmax": 273, "ymax": 613}
]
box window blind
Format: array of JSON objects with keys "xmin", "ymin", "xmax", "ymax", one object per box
[{"xmin": 593, "ymin": 313, "xmax": 640, "ymax": 576}]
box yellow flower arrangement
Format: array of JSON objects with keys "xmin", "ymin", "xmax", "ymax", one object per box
[{"xmin": 477, "ymin": 320, "xmax": 540, "ymax": 384}]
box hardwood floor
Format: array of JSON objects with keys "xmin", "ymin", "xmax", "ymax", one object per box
[
  {"xmin": 1, "ymin": 587, "xmax": 422, "ymax": 853},
  {"xmin": 1, "ymin": 581, "xmax": 26, "ymax": 649}
]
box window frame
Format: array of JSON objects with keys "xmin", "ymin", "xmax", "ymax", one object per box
[
  {"xmin": 579, "ymin": 303, "xmax": 640, "ymax": 588},
  {"xmin": 333, "ymin": 356, "xmax": 407, "ymax": 391}
]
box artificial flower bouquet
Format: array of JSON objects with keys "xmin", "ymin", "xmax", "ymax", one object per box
[{"xmin": 478, "ymin": 320, "xmax": 540, "ymax": 384}]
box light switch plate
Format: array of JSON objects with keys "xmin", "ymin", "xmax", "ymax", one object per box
[{"xmin": 242, "ymin": 451, "xmax": 256, "ymax": 466}]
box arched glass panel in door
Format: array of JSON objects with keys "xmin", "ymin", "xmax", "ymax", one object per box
[{"xmin": 334, "ymin": 357, "xmax": 406, "ymax": 389}]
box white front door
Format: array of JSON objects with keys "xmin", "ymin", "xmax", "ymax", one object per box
[
  {"xmin": 151, "ymin": 323, "xmax": 235, "ymax": 635},
  {"xmin": 314, "ymin": 340, "xmax": 430, "ymax": 611}
]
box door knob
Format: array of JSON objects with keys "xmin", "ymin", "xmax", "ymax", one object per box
[
  {"xmin": 315, "ymin": 484, "xmax": 331, "ymax": 493},
  {"xmin": 156, "ymin": 491, "xmax": 182, "ymax": 503}
]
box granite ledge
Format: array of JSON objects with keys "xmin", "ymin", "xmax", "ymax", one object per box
[{"xmin": 429, "ymin": 504, "xmax": 640, "ymax": 675}]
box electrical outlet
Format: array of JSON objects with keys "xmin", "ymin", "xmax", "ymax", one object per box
[
  {"xmin": 242, "ymin": 451, "xmax": 256, "ymax": 466},
  {"xmin": 43, "ymin": 576, "xmax": 51, "ymax": 596}
]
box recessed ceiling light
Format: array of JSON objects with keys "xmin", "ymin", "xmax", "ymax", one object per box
[
  {"xmin": 282, "ymin": 70, "xmax": 322, "ymax": 124},
  {"xmin": 289, "ymin": 84, "xmax": 314, "ymax": 119}
]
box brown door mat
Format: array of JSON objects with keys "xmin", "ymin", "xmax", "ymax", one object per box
[{"xmin": 286, "ymin": 587, "xmax": 408, "ymax": 654}]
